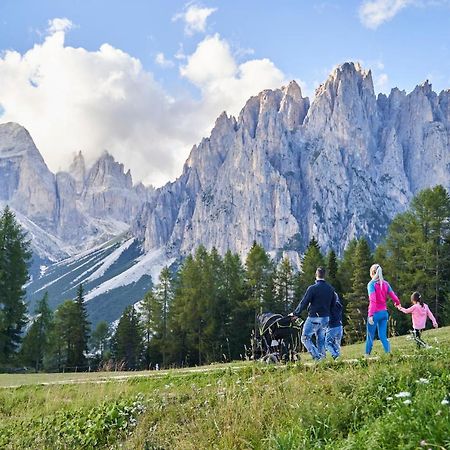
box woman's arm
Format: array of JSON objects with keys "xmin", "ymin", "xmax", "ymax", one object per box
[{"xmin": 387, "ymin": 283, "xmax": 401, "ymax": 306}]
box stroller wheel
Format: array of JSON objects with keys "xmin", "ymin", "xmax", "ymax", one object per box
[{"xmin": 263, "ymin": 353, "xmax": 279, "ymax": 364}]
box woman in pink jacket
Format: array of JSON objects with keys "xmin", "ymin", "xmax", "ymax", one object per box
[
  {"xmin": 397, "ymin": 291, "xmax": 438, "ymax": 348},
  {"xmin": 365, "ymin": 264, "xmax": 401, "ymax": 356}
]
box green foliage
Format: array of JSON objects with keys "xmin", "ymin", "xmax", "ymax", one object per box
[
  {"xmin": 294, "ymin": 237, "xmax": 325, "ymax": 300},
  {"xmin": 20, "ymin": 292, "xmax": 53, "ymax": 371},
  {"xmin": 2, "ymin": 328, "xmax": 450, "ymax": 450},
  {"xmin": 345, "ymin": 238, "xmax": 373, "ymax": 343},
  {"xmin": 274, "ymin": 257, "xmax": 295, "ymax": 314},
  {"xmin": 0, "ymin": 206, "xmax": 31, "ymax": 362},
  {"xmin": 91, "ymin": 321, "xmax": 110, "ymax": 360},
  {"xmin": 113, "ymin": 305, "xmax": 142, "ymax": 370}
]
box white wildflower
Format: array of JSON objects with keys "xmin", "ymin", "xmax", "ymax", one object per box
[
  {"xmin": 441, "ymin": 399, "xmax": 449, "ymax": 405},
  {"xmin": 386, "ymin": 397, "xmax": 393, "ymax": 401},
  {"xmin": 403, "ymin": 399, "xmax": 412, "ymax": 405},
  {"xmin": 395, "ymin": 391, "xmax": 411, "ymax": 398},
  {"xmin": 416, "ymin": 378, "xmax": 429, "ymax": 384}
]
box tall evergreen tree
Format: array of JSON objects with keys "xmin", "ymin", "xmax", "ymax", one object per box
[
  {"xmin": 222, "ymin": 250, "xmax": 248, "ymax": 360},
  {"xmin": 326, "ymin": 249, "xmax": 341, "ymax": 294},
  {"xmin": 20, "ymin": 292, "xmax": 53, "ymax": 371},
  {"xmin": 113, "ymin": 306, "xmax": 142, "ymax": 370},
  {"xmin": 294, "ymin": 237, "xmax": 325, "ymax": 301},
  {"xmin": 156, "ymin": 266, "xmax": 173, "ymax": 366},
  {"xmin": 274, "ymin": 257, "xmax": 295, "ymax": 314},
  {"xmin": 0, "ymin": 206, "xmax": 31, "ymax": 362},
  {"xmin": 91, "ymin": 321, "xmax": 110, "ymax": 361},
  {"xmin": 140, "ymin": 289, "xmax": 162, "ymax": 369},
  {"xmin": 337, "ymin": 238, "xmax": 358, "ymax": 295},
  {"xmin": 72, "ymin": 284, "xmax": 90, "ymax": 367},
  {"xmin": 245, "ymin": 242, "xmax": 276, "ymax": 313},
  {"xmin": 345, "ymin": 238, "xmax": 373, "ymax": 343},
  {"xmin": 50, "ymin": 300, "xmax": 80, "ymax": 370}
]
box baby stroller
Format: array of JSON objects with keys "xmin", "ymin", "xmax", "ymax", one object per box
[{"xmin": 253, "ymin": 312, "xmax": 303, "ymax": 363}]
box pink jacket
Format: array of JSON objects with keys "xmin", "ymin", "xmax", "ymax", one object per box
[
  {"xmin": 367, "ymin": 279, "xmax": 400, "ymax": 316},
  {"xmin": 397, "ymin": 303, "xmax": 437, "ymax": 330}
]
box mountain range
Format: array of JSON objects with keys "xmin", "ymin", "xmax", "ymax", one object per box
[{"xmin": 1, "ymin": 62, "xmax": 449, "ymax": 323}]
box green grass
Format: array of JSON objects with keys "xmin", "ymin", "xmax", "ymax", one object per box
[{"xmin": 1, "ymin": 328, "xmax": 450, "ymax": 449}]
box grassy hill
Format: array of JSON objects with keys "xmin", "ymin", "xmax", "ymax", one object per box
[{"xmin": 1, "ymin": 327, "xmax": 449, "ymax": 449}]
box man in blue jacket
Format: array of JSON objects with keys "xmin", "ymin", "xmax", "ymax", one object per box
[{"xmin": 291, "ymin": 267, "xmax": 337, "ymax": 361}]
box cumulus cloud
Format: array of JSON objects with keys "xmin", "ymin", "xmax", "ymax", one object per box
[
  {"xmin": 47, "ymin": 17, "xmax": 73, "ymax": 34},
  {"xmin": 359, "ymin": 0, "xmax": 413, "ymax": 28},
  {"xmin": 173, "ymin": 3, "xmax": 217, "ymax": 35},
  {"xmin": 180, "ymin": 34, "xmax": 286, "ymax": 118},
  {"xmin": 0, "ymin": 23, "xmax": 287, "ymax": 187}
]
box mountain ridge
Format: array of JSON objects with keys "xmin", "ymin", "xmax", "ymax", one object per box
[{"xmin": 1, "ymin": 61, "xmax": 449, "ymax": 323}]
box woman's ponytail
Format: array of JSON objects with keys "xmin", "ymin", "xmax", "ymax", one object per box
[{"xmin": 376, "ymin": 265, "xmax": 384, "ymax": 288}]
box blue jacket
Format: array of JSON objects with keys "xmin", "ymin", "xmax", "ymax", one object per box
[
  {"xmin": 329, "ymin": 293, "xmax": 343, "ymax": 328},
  {"xmin": 293, "ymin": 279, "xmax": 337, "ymax": 318}
]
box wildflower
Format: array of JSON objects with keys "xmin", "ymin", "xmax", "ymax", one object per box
[
  {"xmin": 394, "ymin": 391, "xmax": 411, "ymax": 398},
  {"xmin": 416, "ymin": 378, "xmax": 429, "ymax": 384},
  {"xmin": 403, "ymin": 399, "xmax": 412, "ymax": 405},
  {"xmin": 386, "ymin": 397, "xmax": 393, "ymax": 401},
  {"xmin": 441, "ymin": 399, "xmax": 449, "ymax": 405}
]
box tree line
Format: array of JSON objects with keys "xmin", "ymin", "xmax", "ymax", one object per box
[{"xmin": 1, "ymin": 185, "xmax": 449, "ymax": 371}]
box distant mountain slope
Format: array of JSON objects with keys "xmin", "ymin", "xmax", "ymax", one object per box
[{"xmin": 26, "ymin": 234, "xmax": 174, "ymax": 325}]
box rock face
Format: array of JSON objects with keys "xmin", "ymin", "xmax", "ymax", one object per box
[
  {"xmin": 134, "ymin": 62, "xmax": 450, "ymax": 257},
  {"xmin": 0, "ymin": 123, "xmax": 152, "ymax": 260}
]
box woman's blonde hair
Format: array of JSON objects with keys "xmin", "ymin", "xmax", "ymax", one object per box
[{"xmin": 370, "ymin": 263, "xmax": 384, "ymax": 287}]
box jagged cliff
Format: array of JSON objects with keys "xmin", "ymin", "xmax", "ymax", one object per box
[{"xmin": 133, "ymin": 62, "xmax": 450, "ymax": 257}]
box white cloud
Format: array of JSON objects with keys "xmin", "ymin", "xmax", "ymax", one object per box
[
  {"xmin": 47, "ymin": 17, "xmax": 73, "ymax": 34},
  {"xmin": 359, "ymin": 0, "xmax": 413, "ymax": 28},
  {"xmin": 0, "ymin": 24, "xmax": 288, "ymax": 187},
  {"xmin": 155, "ymin": 52, "xmax": 175, "ymax": 68},
  {"xmin": 180, "ymin": 34, "xmax": 286, "ymax": 118},
  {"xmin": 173, "ymin": 3, "xmax": 217, "ymax": 35}
]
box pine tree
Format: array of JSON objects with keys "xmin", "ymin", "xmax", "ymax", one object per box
[
  {"xmin": 50, "ymin": 300, "xmax": 80, "ymax": 370},
  {"xmin": 91, "ymin": 321, "xmax": 110, "ymax": 361},
  {"xmin": 222, "ymin": 250, "xmax": 248, "ymax": 360},
  {"xmin": 245, "ymin": 242, "xmax": 276, "ymax": 313},
  {"xmin": 274, "ymin": 257, "xmax": 295, "ymax": 314},
  {"xmin": 0, "ymin": 206, "xmax": 32, "ymax": 362},
  {"xmin": 294, "ymin": 237, "xmax": 325, "ymax": 302},
  {"xmin": 140, "ymin": 289, "xmax": 161, "ymax": 369},
  {"xmin": 345, "ymin": 238, "xmax": 373, "ymax": 343},
  {"xmin": 326, "ymin": 249, "xmax": 341, "ymax": 294},
  {"xmin": 72, "ymin": 284, "xmax": 90, "ymax": 368},
  {"xmin": 20, "ymin": 292, "xmax": 53, "ymax": 371},
  {"xmin": 113, "ymin": 306, "xmax": 142, "ymax": 370},
  {"xmin": 337, "ymin": 239, "xmax": 358, "ymax": 295},
  {"xmin": 156, "ymin": 266, "xmax": 173, "ymax": 366}
]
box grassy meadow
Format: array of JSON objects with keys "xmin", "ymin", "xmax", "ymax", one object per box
[{"xmin": 1, "ymin": 327, "xmax": 449, "ymax": 449}]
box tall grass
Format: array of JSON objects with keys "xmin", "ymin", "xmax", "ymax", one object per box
[{"xmin": 0, "ymin": 328, "xmax": 449, "ymax": 449}]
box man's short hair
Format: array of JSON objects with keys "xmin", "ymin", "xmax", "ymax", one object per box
[{"xmin": 316, "ymin": 267, "xmax": 326, "ymax": 278}]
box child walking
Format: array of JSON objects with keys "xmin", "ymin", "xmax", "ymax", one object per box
[{"xmin": 397, "ymin": 292, "xmax": 438, "ymax": 348}]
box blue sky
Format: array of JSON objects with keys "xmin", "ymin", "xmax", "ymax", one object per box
[{"xmin": 1, "ymin": 0, "xmax": 449, "ymax": 185}]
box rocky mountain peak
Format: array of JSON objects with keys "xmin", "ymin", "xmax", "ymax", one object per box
[
  {"xmin": 85, "ymin": 151, "xmax": 133, "ymax": 191},
  {"xmin": 68, "ymin": 150, "xmax": 86, "ymax": 195}
]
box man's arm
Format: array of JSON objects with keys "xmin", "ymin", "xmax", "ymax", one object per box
[{"xmin": 293, "ymin": 286, "xmax": 313, "ymax": 316}]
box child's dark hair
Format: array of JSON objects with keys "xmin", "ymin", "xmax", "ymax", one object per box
[{"xmin": 411, "ymin": 291, "xmax": 424, "ymax": 307}]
